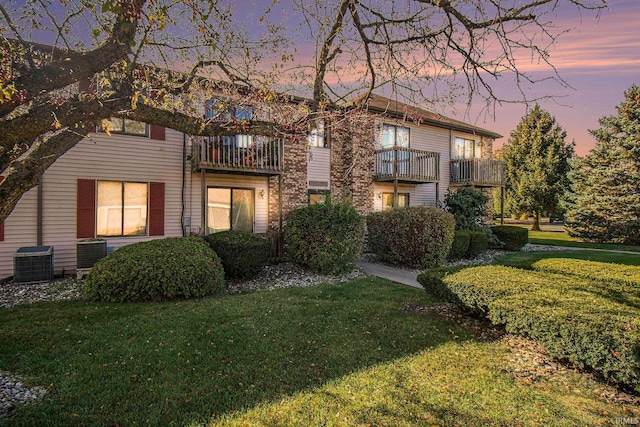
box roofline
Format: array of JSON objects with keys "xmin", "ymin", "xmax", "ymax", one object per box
[{"xmin": 349, "ymin": 94, "xmax": 503, "ymax": 139}]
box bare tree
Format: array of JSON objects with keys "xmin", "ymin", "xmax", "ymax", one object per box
[{"xmin": 0, "ymin": 0, "xmax": 606, "ymax": 223}]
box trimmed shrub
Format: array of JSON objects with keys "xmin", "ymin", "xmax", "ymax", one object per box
[
  {"xmin": 491, "ymin": 225, "xmax": 528, "ymax": 250},
  {"xmin": 448, "ymin": 231, "xmax": 470, "ymax": 260},
  {"xmin": 429, "ymin": 265, "xmax": 640, "ymax": 393},
  {"xmin": 532, "ymin": 258, "xmax": 640, "ymax": 288},
  {"xmin": 416, "ymin": 266, "xmax": 468, "ymax": 303},
  {"xmin": 85, "ymin": 237, "xmax": 225, "ymax": 303},
  {"xmin": 444, "ymin": 187, "xmax": 488, "ymax": 231},
  {"xmin": 285, "ymin": 198, "xmax": 365, "ymax": 275},
  {"xmin": 466, "ymin": 231, "xmax": 488, "ymax": 258},
  {"xmin": 367, "ymin": 206, "xmax": 455, "ymax": 269},
  {"xmin": 203, "ymin": 231, "xmax": 271, "ymax": 279}
]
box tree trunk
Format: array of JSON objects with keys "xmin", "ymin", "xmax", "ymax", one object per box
[{"xmin": 531, "ymin": 212, "xmax": 541, "ymax": 231}]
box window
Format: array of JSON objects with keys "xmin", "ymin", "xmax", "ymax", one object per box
[
  {"xmin": 453, "ymin": 137, "xmax": 477, "ymax": 160},
  {"xmin": 379, "ymin": 124, "xmax": 410, "ymax": 148},
  {"xmin": 382, "ymin": 193, "xmax": 409, "ymax": 211},
  {"xmin": 235, "ymin": 106, "xmax": 254, "ymax": 148},
  {"xmin": 205, "ymin": 100, "xmax": 254, "ymax": 148},
  {"xmin": 309, "ymin": 190, "xmax": 330, "ymax": 205},
  {"xmin": 207, "ymin": 188, "xmax": 254, "ymax": 233},
  {"xmin": 97, "ymin": 181, "xmax": 148, "ymax": 236},
  {"xmin": 100, "ymin": 118, "xmax": 148, "ymax": 136},
  {"xmin": 308, "ymin": 120, "xmax": 326, "ymax": 148}
]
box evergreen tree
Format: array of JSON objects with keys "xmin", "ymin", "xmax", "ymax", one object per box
[
  {"xmin": 565, "ymin": 85, "xmax": 640, "ymax": 244},
  {"xmin": 502, "ymin": 106, "xmax": 575, "ymax": 230}
]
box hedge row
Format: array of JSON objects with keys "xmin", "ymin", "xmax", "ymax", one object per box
[
  {"xmin": 448, "ymin": 231, "xmax": 471, "ymax": 260},
  {"xmin": 491, "ymin": 225, "xmax": 528, "ymax": 250},
  {"xmin": 448, "ymin": 231, "xmax": 489, "ymax": 260},
  {"xmin": 531, "ymin": 258, "xmax": 640, "ymax": 288},
  {"xmin": 417, "ymin": 265, "xmax": 640, "ymax": 392},
  {"xmin": 467, "ymin": 231, "xmax": 488, "ymax": 258}
]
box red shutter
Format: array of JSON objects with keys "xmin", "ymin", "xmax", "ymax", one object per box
[
  {"xmin": 149, "ymin": 182, "xmax": 165, "ymax": 236},
  {"xmin": 0, "ymin": 176, "xmax": 4, "ymax": 241},
  {"xmin": 77, "ymin": 179, "xmax": 96, "ymax": 238},
  {"xmin": 149, "ymin": 125, "xmax": 165, "ymax": 140}
]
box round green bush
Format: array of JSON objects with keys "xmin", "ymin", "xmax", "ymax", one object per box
[
  {"xmin": 367, "ymin": 206, "xmax": 455, "ymax": 269},
  {"xmin": 466, "ymin": 231, "xmax": 489, "ymax": 258},
  {"xmin": 285, "ymin": 198, "xmax": 365, "ymax": 275},
  {"xmin": 448, "ymin": 230, "xmax": 471, "ymax": 260},
  {"xmin": 85, "ymin": 237, "xmax": 225, "ymax": 302},
  {"xmin": 203, "ymin": 231, "xmax": 271, "ymax": 279},
  {"xmin": 491, "ymin": 225, "xmax": 529, "ymax": 250}
]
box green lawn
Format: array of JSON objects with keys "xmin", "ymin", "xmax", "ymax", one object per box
[
  {"xmin": 495, "ymin": 249, "xmax": 640, "ymax": 267},
  {"xmin": 501, "ymin": 223, "xmax": 640, "ymax": 253},
  {"xmin": 1, "ymin": 277, "xmax": 637, "ymax": 426}
]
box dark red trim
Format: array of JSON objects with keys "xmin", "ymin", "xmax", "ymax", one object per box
[
  {"xmin": 149, "ymin": 125, "xmax": 165, "ymax": 140},
  {"xmin": 77, "ymin": 179, "xmax": 96, "ymax": 238},
  {"xmin": 0, "ymin": 176, "xmax": 4, "ymax": 241},
  {"xmin": 149, "ymin": 182, "xmax": 165, "ymax": 236}
]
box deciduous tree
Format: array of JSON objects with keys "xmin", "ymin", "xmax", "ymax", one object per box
[{"xmin": 0, "ymin": 0, "xmax": 606, "ymax": 222}]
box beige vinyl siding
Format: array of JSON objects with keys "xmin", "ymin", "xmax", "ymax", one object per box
[
  {"xmin": 187, "ymin": 173, "xmax": 269, "ymax": 236},
  {"xmin": 0, "ymin": 128, "xmax": 186, "ymax": 279},
  {"xmin": 307, "ymin": 147, "xmax": 331, "ymax": 189},
  {"xmin": 372, "ymin": 121, "xmax": 450, "ymax": 208},
  {"xmin": 0, "ymin": 188, "xmax": 38, "ymax": 279}
]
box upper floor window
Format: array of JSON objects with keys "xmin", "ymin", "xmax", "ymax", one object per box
[
  {"xmin": 308, "ymin": 120, "xmax": 326, "ymax": 148},
  {"xmin": 453, "ymin": 137, "xmax": 477, "ymax": 160},
  {"xmin": 205, "ymin": 100, "xmax": 254, "ymax": 148},
  {"xmin": 379, "ymin": 124, "xmax": 409, "ymax": 148},
  {"xmin": 100, "ymin": 118, "xmax": 148, "ymax": 136}
]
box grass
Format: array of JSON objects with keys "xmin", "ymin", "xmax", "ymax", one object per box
[
  {"xmin": 499, "ymin": 222, "xmax": 640, "ymax": 253},
  {"xmin": 1, "ymin": 277, "xmax": 638, "ymax": 426},
  {"xmin": 495, "ymin": 249, "xmax": 640, "ymax": 267}
]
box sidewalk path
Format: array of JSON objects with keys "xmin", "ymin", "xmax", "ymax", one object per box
[{"xmin": 357, "ymin": 261, "xmax": 422, "ymax": 289}]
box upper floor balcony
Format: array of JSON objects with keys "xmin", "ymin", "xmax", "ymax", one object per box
[
  {"xmin": 191, "ymin": 135, "xmax": 284, "ymax": 176},
  {"xmin": 450, "ymin": 158, "xmax": 505, "ymax": 187},
  {"xmin": 373, "ymin": 147, "xmax": 440, "ymax": 183}
]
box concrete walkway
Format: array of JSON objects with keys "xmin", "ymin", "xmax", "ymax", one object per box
[{"xmin": 357, "ymin": 261, "xmax": 422, "ymax": 289}]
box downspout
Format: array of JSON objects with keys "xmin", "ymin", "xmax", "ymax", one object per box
[
  {"xmin": 37, "ymin": 175, "xmax": 43, "ymax": 245},
  {"xmin": 278, "ymin": 174, "xmax": 283, "ymax": 258},
  {"xmin": 182, "ymin": 133, "xmax": 187, "ymax": 237}
]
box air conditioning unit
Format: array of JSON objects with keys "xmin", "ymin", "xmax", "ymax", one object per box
[
  {"xmin": 13, "ymin": 246, "xmax": 54, "ymax": 284},
  {"xmin": 77, "ymin": 239, "xmax": 107, "ymax": 269}
]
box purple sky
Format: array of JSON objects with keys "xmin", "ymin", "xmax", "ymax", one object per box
[
  {"xmin": 18, "ymin": 0, "xmax": 639, "ymax": 156},
  {"xmin": 468, "ymin": 0, "xmax": 640, "ymax": 156}
]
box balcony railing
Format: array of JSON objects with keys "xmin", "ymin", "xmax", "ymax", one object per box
[
  {"xmin": 373, "ymin": 147, "xmax": 440, "ymax": 183},
  {"xmin": 450, "ymin": 158, "xmax": 505, "ymax": 187},
  {"xmin": 191, "ymin": 135, "xmax": 284, "ymax": 175}
]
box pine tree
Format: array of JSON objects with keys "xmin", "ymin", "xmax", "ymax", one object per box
[
  {"xmin": 502, "ymin": 105, "xmax": 575, "ymax": 230},
  {"xmin": 565, "ymin": 85, "xmax": 640, "ymax": 244}
]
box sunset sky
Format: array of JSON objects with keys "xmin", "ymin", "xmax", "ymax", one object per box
[
  {"xmin": 14, "ymin": 0, "xmax": 639, "ymax": 156},
  {"xmin": 476, "ymin": 0, "xmax": 640, "ymax": 156}
]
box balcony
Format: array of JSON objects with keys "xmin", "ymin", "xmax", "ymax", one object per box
[
  {"xmin": 450, "ymin": 158, "xmax": 505, "ymax": 187},
  {"xmin": 191, "ymin": 135, "xmax": 284, "ymax": 176},
  {"xmin": 373, "ymin": 147, "xmax": 440, "ymax": 183}
]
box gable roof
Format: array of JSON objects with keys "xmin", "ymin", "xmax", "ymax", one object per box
[{"xmin": 351, "ymin": 94, "xmax": 502, "ymax": 139}]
